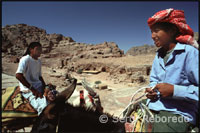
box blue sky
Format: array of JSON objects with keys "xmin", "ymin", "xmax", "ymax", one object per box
[{"xmin": 2, "ymin": 1, "xmax": 199, "ymax": 53}]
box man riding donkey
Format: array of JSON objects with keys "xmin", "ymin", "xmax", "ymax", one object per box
[
  {"xmin": 143, "ymin": 8, "xmax": 199, "ymax": 132},
  {"xmin": 16, "ymin": 42, "xmax": 76, "ymax": 116}
]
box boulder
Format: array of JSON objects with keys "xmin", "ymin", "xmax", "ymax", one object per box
[{"xmin": 95, "ymin": 84, "xmax": 108, "ymax": 90}]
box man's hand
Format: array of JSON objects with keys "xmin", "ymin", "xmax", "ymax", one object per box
[
  {"xmin": 30, "ymin": 87, "xmax": 43, "ymax": 99},
  {"xmin": 155, "ymin": 83, "xmax": 174, "ymax": 97},
  {"xmin": 146, "ymin": 83, "xmax": 174, "ymax": 100},
  {"xmin": 145, "ymin": 87, "xmax": 158, "ymax": 100},
  {"xmin": 39, "ymin": 76, "xmax": 46, "ymax": 93}
]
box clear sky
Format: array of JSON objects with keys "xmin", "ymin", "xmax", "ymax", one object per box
[{"xmin": 2, "ymin": 1, "xmax": 199, "ymax": 53}]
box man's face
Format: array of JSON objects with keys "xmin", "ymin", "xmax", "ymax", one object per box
[
  {"xmin": 44, "ymin": 89, "xmax": 56, "ymax": 102},
  {"xmin": 30, "ymin": 46, "xmax": 42, "ymax": 59},
  {"xmin": 151, "ymin": 26, "xmax": 173, "ymax": 48}
]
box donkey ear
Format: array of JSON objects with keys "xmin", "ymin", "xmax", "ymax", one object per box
[{"xmin": 55, "ymin": 78, "xmax": 77, "ymax": 102}]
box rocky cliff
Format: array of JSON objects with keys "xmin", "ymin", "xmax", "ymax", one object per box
[
  {"xmin": 2, "ymin": 24, "xmax": 74, "ymax": 56},
  {"xmin": 2, "ymin": 24, "xmax": 124, "ymax": 59}
]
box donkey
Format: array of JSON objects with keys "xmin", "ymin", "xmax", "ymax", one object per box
[{"xmin": 31, "ymin": 79, "xmax": 125, "ymax": 133}]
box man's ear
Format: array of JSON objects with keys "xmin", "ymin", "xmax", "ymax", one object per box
[
  {"xmin": 167, "ymin": 30, "xmax": 178, "ymax": 42},
  {"xmin": 170, "ymin": 25, "xmax": 180, "ymax": 38},
  {"xmin": 29, "ymin": 47, "xmax": 34, "ymax": 53}
]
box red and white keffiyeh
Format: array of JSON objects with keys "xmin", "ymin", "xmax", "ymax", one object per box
[{"xmin": 147, "ymin": 8, "xmax": 198, "ymax": 49}]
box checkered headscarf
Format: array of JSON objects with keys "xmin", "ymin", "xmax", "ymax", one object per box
[{"xmin": 148, "ymin": 8, "xmax": 198, "ymax": 49}]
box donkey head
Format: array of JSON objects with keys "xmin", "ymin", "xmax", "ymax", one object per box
[
  {"xmin": 31, "ymin": 78, "xmax": 77, "ymax": 133},
  {"xmin": 31, "ymin": 78, "xmax": 125, "ymax": 133}
]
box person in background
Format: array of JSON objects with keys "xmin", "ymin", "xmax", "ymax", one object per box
[
  {"xmin": 145, "ymin": 8, "xmax": 199, "ymax": 132},
  {"xmin": 16, "ymin": 42, "xmax": 55, "ymax": 115}
]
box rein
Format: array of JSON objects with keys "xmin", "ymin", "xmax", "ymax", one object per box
[{"xmin": 120, "ymin": 86, "xmax": 156, "ymax": 132}]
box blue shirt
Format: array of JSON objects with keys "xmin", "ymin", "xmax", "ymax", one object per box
[{"xmin": 147, "ymin": 43, "xmax": 199, "ymax": 125}]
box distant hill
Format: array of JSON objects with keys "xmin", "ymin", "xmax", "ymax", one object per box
[
  {"xmin": 126, "ymin": 32, "xmax": 199, "ymax": 56},
  {"xmin": 126, "ymin": 44, "xmax": 157, "ymax": 56},
  {"xmin": 194, "ymin": 32, "xmax": 199, "ymax": 41}
]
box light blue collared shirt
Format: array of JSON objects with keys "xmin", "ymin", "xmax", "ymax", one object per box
[{"xmin": 147, "ymin": 43, "xmax": 199, "ymax": 125}]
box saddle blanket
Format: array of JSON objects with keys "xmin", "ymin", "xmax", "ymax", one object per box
[{"xmin": 2, "ymin": 86, "xmax": 38, "ymax": 118}]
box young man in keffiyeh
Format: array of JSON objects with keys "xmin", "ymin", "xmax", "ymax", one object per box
[{"xmin": 145, "ymin": 8, "xmax": 199, "ymax": 132}]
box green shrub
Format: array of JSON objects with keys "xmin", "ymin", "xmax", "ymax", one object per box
[
  {"xmin": 77, "ymin": 69, "xmax": 83, "ymax": 74},
  {"xmin": 95, "ymin": 81, "xmax": 102, "ymax": 84}
]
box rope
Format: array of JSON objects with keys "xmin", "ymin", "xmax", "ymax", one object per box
[
  {"xmin": 119, "ymin": 85, "xmax": 156, "ymax": 118},
  {"xmin": 138, "ymin": 103, "xmax": 145, "ymax": 132}
]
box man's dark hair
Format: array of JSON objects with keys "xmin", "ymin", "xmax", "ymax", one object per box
[{"xmin": 23, "ymin": 42, "xmax": 42, "ymax": 56}]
